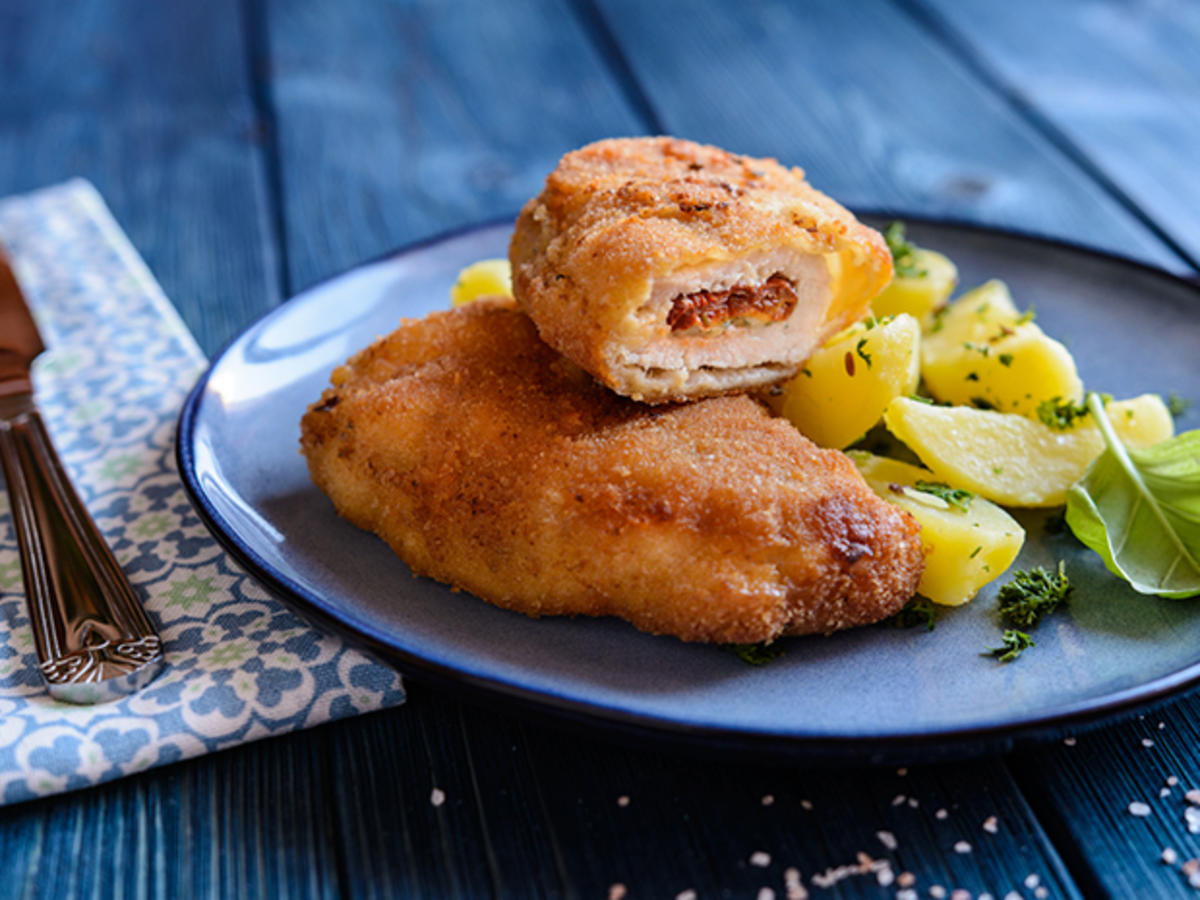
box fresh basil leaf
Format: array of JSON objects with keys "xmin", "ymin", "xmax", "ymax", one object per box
[{"xmin": 1065, "ymin": 392, "xmax": 1200, "ymax": 598}]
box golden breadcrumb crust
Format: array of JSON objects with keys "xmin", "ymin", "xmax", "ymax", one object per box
[
  {"xmin": 300, "ymin": 298, "xmax": 924, "ymax": 644},
  {"xmin": 509, "ymin": 136, "xmax": 893, "ymax": 401}
]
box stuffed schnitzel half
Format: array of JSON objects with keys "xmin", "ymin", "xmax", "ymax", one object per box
[{"xmin": 300, "ymin": 298, "xmax": 924, "ymax": 644}]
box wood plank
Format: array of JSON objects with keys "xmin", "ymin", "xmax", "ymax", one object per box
[
  {"xmin": 0, "ymin": 0, "xmax": 279, "ymax": 355},
  {"xmin": 1, "ymin": 730, "xmax": 342, "ymax": 899},
  {"xmin": 259, "ymin": 0, "xmax": 649, "ymax": 292},
  {"xmin": 324, "ymin": 683, "xmax": 1084, "ymax": 899},
  {"xmin": 1011, "ymin": 696, "xmax": 1200, "ymax": 898},
  {"xmin": 914, "ymin": 0, "xmax": 1200, "ymax": 269},
  {"xmin": 588, "ymin": 0, "xmax": 1182, "ymax": 271}
]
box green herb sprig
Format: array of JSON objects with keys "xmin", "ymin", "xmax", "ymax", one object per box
[
  {"xmin": 913, "ymin": 480, "xmax": 974, "ymax": 513},
  {"xmin": 985, "ymin": 629, "xmax": 1035, "ymax": 663},
  {"xmin": 997, "ymin": 562, "xmax": 1072, "ymax": 628},
  {"xmin": 883, "ymin": 221, "xmax": 927, "ymax": 278}
]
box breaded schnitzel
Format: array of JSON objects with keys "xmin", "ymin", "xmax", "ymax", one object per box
[
  {"xmin": 300, "ymin": 298, "xmax": 924, "ymax": 644},
  {"xmin": 509, "ymin": 137, "xmax": 892, "ymax": 403}
]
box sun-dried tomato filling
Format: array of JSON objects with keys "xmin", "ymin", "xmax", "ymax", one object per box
[{"xmin": 666, "ymin": 274, "xmax": 797, "ymax": 332}]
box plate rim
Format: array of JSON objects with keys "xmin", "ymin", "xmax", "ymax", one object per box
[{"xmin": 176, "ymin": 214, "xmax": 1200, "ymax": 760}]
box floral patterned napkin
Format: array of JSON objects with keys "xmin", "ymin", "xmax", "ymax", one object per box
[{"xmin": 0, "ymin": 180, "xmax": 405, "ymax": 805}]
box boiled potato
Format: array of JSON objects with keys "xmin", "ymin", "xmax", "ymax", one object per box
[
  {"xmin": 767, "ymin": 314, "xmax": 920, "ymax": 448},
  {"xmin": 450, "ymin": 258, "xmax": 512, "ymax": 306},
  {"xmin": 871, "ymin": 248, "xmax": 958, "ymax": 321},
  {"xmin": 850, "ymin": 452, "xmax": 1024, "ymax": 606},
  {"xmin": 920, "ymin": 280, "xmax": 1082, "ymax": 416},
  {"xmin": 883, "ymin": 394, "xmax": 1174, "ymax": 507}
]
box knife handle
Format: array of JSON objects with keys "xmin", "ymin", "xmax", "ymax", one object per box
[{"xmin": 0, "ymin": 396, "xmax": 164, "ymax": 703}]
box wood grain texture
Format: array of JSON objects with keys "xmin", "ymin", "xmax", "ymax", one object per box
[
  {"xmin": 259, "ymin": 0, "xmax": 649, "ymax": 292},
  {"xmin": 0, "ymin": 0, "xmax": 280, "ymax": 356},
  {"xmin": 915, "ymin": 0, "xmax": 1200, "ymax": 270},
  {"xmin": 588, "ymin": 0, "xmax": 1183, "ymax": 271},
  {"xmin": 1012, "ymin": 698, "xmax": 1200, "ymax": 899}
]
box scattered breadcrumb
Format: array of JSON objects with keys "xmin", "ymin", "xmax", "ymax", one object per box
[
  {"xmin": 897, "ymin": 768, "xmax": 908, "ymax": 776},
  {"xmin": 898, "ymin": 872, "xmax": 917, "ymax": 888},
  {"xmin": 982, "ymin": 815, "xmax": 999, "ymax": 834},
  {"xmin": 876, "ymin": 830, "xmax": 898, "ymax": 851},
  {"xmin": 1183, "ymin": 858, "xmax": 1199, "ymax": 876},
  {"xmin": 430, "ymin": 787, "xmax": 445, "ymax": 807},
  {"xmin": 1128, "ymin": 801, "xmax": 1152, "ymax": 817},
  {"xmin": 750, "ymin": 851, "xmax": 771, "ymax": 868}
]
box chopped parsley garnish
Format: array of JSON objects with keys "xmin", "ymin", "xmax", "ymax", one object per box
[
  {"xmin": 856, "ymin": 337, "xmax": 873, "ymax": 368},
  {"xmin": 929, "ymin": 305, "xmax": 949, "ymax": 333},
  {"xmin": 913, "ymin": 480, "xmax": 974, "ymax": 512},
  {"xmin": 970, "ymin": 396, "xmax": 995, "ymax": 410},
  {"xmin": 731, "ymin": 642, "xmax": 785, "ymax": 666},
  {"xmin": 984, "ymin": 629, "xmax": 1035, "ymax": 663},
  {"xmin": 1014, "ymin": 306, "xmax": 1036, "ymax": 325},
  {"xmin": 908, "ymin": 394, "xmax": 935, "ymax": 404},
  {"xmin": 883, "ymin": 221, "xmax": 926, "ymax": 278},
  {"xmin": 998, "ymin": 353, "xmax": 1014, "ymax": 367},
  {"xmin": 1036, "ymin": 396, "xmax": 1090, "ymax": 430},
  {"xmin": 1168, "ymin": 392, "xmax": 1192, "ymax": 419},
  {"xmin": 885, "ymin": 596, "xmax": 940, "ymax": 631},
  {"xmin": 997, "ymin": 562, "xmax": 1072, "ymax": 629}
]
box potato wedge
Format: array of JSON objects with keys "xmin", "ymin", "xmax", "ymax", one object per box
[
  {"xmin": 921, "ymin": 280, "xmax": 1082, "ymax": 416},
  {"xmin": 850, "ymin": 452, "xmax": 1025, "ymax": 606},
  {"xmin": 450, "ymin": 258, "xmax": 512, "ymax": 306},
  {"xmin": 870, "ymin": 248, "xmax": 958, "ymax": 321},
  {"xmin": 767, "ymin": 314, "xmax": 920, "ymax": 448},
  {"xmin": 883, "ymin": 394, "xmax": 1174, "ymax": 507}
]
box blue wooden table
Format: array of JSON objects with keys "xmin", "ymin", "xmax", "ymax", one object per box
[{"xmin": 3, "ymin": 1, "xmax": 1200, "ymax": 896}]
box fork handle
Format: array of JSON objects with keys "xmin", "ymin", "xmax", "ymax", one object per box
[{"xmin": 0, "ymin": 396, "xmax": 164, "ymax": 703}]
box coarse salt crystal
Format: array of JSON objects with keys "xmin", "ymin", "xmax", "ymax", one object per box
[
  {"xmin": 1169, "ymin": 775, "xmax": 1180, "ymax": 786},
  {"xmin": 608, "ymin": 884, "xmax": 627, "ymax": 900},
  {"xmin": 676, "ymin": 890, "xmax": 697, "ymax": 900},
  {"xmin": 430, "ymin": 788, "xmax": 446, "ymax": 807},
  {"xmin": 1063, "ymin": 736, "xmax": 1077, "ymax": 746},
  {"xmin": 617, "ymin": 795, "xmax": 630, "ymax": 807},
  {"xmin": 898, "ymin": 871, "xmax": 916, "ymax": 887},
  {"xmin": 982, "ymin": 815, "xmax": 999, "ymax": 834},
  {"xmin": 892, "ymin": 794, "xmax": 907, "ymax": 806},
  {"xmin": 761, "ymin": 794, "xmax": 775, "ymax": 806},
  {"xmin": 1142, "ymin": 738, "xmax": 1155, "ymax": 748},
  {"xmin": 936, "ymin": 808, "xmax": 949, "ymax": 820},
  {"xmin": 876, "ymin": 830, "xmax": 898, "ymax": 851},
  {"xmin": 800, "ymin": 799, "xmax": 813, "ymax": 811},
  {"xmin": 1128, "ymin": 801, "xmax": 1152, "ymax": 817},
  {"xmin": 1160, "ymin": 721, "xmax": 1167, "ymax": 729},
  {"xmin": 750, "ymin": 851, "xmax": 771, "ymax": 868},
  {"xmin": 951, "ymin": 890, "xmax": 972, "ymax": 900},
  {"xmin": 1025, "ymin": 874, "xmax": 1041, "ymax": 889},
  {"xmin": 757, "ymin": 888, "xmax": 776, "ymax": 900},
  {"xmin": 979, "ymin": 894, "xmax": 995, "ymax": 900},
  {"xmin": 1183, "ymin": 858, "xmax": 1200, "ymax": 876},
  {"xmin": 954, "ymin": 841, "xmax": 972, "ymax": 854},
  {"xmin": 1191, "ymin": 871, "xmax": 1200, "ymax": 889},
  {"xmin": 896, "ymin": 890, "xmax": 918, "ymax": 900},
  {"xmin": 929, "ymin": 886, "xmax": 946, "ymax": 899},
  {"xmin": 877, "ymin": 867, "xmax": 895, "ymax": 887},
  {"xmin": 1035, "ymin": 888, "xmax": 1049, "ymax": 899},
  {"xmin": 1163, "ymin": 848, "xmax": 1179, "ymax": 865},
  {"xmin": 1186, "ymin": 789, "xmax": 1200, "ymax": 806},
  {"xmin": 1186, "ymin": 808, "xmax": 1200, "ymax": 833},
  {"xmin": 1004, "ymin": 892, "xmax": 1023, "ymax": 900},
  {"xmin": 897, "ymin": 767, "xmax": 908, "ymax": 776},
  {"xmin": 1161, "ymin": 788, "xmax": 1172, "ymax": 798},
  {"xmin": 908, "ymin": 797, "xmax": 920, "ymax": 808}
]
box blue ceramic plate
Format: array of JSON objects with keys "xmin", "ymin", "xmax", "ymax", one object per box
[{"xmin": 178, "ymin": 220, "xmax": 1200, "ymax": 760}]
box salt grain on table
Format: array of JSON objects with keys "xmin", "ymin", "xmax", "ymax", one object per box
[
  {"xmin": 1128, "ymin": 801, "xmax": 1152, "ymax": 817},
  {"xmin": 983, "ymin": 815, "xmax": 999, "ymax": 834},
  {"xmin": 1185, "ymin": 789, "xmax": 1200, "ymax": 806},
  {"xmin": 1185, "ymin": 807, "xmax": 1200, "ymax": 834},
  {"xmin": 430, "ymin": 788, "xmax": 446, "ymax": 807},
  {"xmin": 750, "ymin": 851, "xmax": 771, "ymax": 867},
  {"xmin": 800, "ymin": 799, "xmax": 813, "ymax": 811},
  {"xmin": 1142, "ymin": 738, "xmax": 1155, "ymax": 748},
  {"xmin": 895, "ymin": 890, "xmax": 917, "ymax": 900},
  {"xmin": 876, "ymin": 830, "xmax": 898, "ymax": 851},
  {"xmin": 1162, "ymin": 848, "xmax": 1178, "ymax": 865},
  {"xmin": 953, "ymin": 841, "xmax": 972, "ymax": 854},
  {"xmin": 936, "ymin": 808, "xmax": 949, "ymax": 820},
  {"xmin": 951, "ymin": 890, "xmax": 972, "ymax": 900},
  {"xmin": 783, "ymin": 867, "xmax": 807, "ymax": 900},
  {"xmin": 756, "ymin": 888, "xmax": 775, "ymax": 900},
  {"xmin": 1063, "ymin": 737, "xmax": 1077, "ymax": 746},
  {"xmin": 929, "ymin": 885, "xmax": 946, "ymax": 898},
  {"xmin": 761, "ymin": 794, "xmax": 774, "ymax": 806},
  {"xmin": 617, "ymin": 795, "xmax": 630, "ymax": 807},
  {"xmin": 1034, "ymin": 887, "xmax": 1049, "ymax": 899},
  {"xmin": 676, "ymin": 890, "xmax": 697, "ymax": 900},
  {"xmin": 877, "ymin": 867, "xmax": 895, "ymax": 887},
  {"xmin": 608, "ymin": 884, "xmax": 627, "ymax": 900},
  {"xmin": 893, "ymin": 794, "xmax": 907, "ymax": 806},
  {"xmin": 1024, "ymin": 873, "xmax": 1040, "ymax": 889},
  {"xmin": 898, "ymin": 871, "xmax": 916, "ymax": 888}
]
